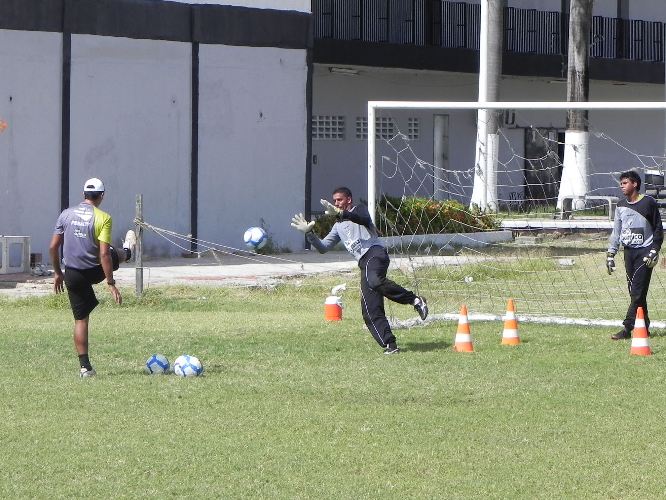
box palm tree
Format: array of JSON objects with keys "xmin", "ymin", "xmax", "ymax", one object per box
[{"xmin": 557, "ymin": 0, "xmax": 593, "ymax": 216}]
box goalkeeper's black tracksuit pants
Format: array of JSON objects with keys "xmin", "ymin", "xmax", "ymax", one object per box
[
  {"xmin": 623, "ymin": 246, "xmax": 654, "ymax": 332},
  {"xmin": 359, "ymin": 245, "xmax": 417, "ymax": 348}
]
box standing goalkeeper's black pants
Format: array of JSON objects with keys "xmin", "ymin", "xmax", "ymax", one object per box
[
  {"xmin": 623, "ymin": 246, "xmax": 654, "ymax": 331},
  {"xmin": 359, "ymin": 245, "xmax": 417, "ymax": 348}
]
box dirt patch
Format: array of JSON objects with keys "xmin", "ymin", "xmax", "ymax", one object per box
[{"xmin": 0, "ymin": 273, "xmax": 52, "ymax": 299}]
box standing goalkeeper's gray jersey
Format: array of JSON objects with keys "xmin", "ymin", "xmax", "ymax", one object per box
[
  {"xmin": 608, "ymin": 195, "xmax": 663, "ymax": 254},
  {"xmin": 607, "ymin": 171, "xmax": 663, "ymax": 340}
]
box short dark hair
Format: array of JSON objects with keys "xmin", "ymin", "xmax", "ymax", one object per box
[
  {"xmin": 332, "ymin": 186, "xmax": 352, "ymax": 198},
  {"xmin": 619, "ymin": 170, "xmax": 641, "ymax": 191},
  {"xmin": 84, "ymin": 192, "xmax": 103, "ymax": 201}
]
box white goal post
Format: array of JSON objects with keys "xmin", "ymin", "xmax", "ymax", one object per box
[{"xmin": 367, "ymin": 101, "xmax": 666, "ymax": 221}]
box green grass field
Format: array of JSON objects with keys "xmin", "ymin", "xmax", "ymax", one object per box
[{"xmin": 2, "ymin": 277, "xmax": 666, "ymax": 498}]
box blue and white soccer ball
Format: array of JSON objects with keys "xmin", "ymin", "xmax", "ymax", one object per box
[
  {"xmin": 243, "ymin": 226, "xmax": 268, "ymax": 250},
  {"xmin": 145, "ymin": 354, "xmax": 170, "ymax": 374},
  {"xmin": 173, "ymin": 354, "xmax": 204, "ymax": 377}
]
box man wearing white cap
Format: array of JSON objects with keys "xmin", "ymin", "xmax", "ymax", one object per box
[{"xmin": 49, "ymin": 178, "xmax": 136, "ymax": 377}]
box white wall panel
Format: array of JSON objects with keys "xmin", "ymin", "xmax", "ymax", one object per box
[
  {"xmin": 198, "ymin": 45, "xmax": 308, "ymax": 252},
  {"xmin": 70, "ymin": 35, "xmax": 192, "ymax": 257},
  {"xmin": 0, "ymin": 29, "xmax": 62, "ymax": 260}
]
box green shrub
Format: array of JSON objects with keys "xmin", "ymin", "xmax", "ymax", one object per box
[
  {"xmin": 376, "ymin": 195, "xmax": 499, "ymax": 235},
  {"xmin": 312, "ymin": 213, "xmax": 338, "ymax": 238},
  {"xmin": 311, "ymin": 196, "xmax": 499, "ymax": 237}
]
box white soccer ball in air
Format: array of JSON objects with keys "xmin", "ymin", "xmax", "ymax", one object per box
[
  {"xmin": 243, "ymin": 226, "xmax": 268, "ymax": 250},
  {"xmin": 173, "ymin": 355, "xmax": 204, "ymax": 377},
  {"xmin": 145, "ymin": 354, "xmax": 170, "ymax": 374}
]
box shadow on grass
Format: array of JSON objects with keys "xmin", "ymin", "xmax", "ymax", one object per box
[{"xmin": 403, "ymin": 340, "xmax": 451, "ymax": 352}]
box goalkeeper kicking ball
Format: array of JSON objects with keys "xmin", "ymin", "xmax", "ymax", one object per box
[
  {"xmin": 173, "ymin": 354, "xmax": 204, "ymax": 377},
  {"xmin": 243, "ymin": 226, "xmax": 268, "ymax": 250},
  {"xmin": 145, "ymin": 354, "xmax": 170, "ymax": 374}
]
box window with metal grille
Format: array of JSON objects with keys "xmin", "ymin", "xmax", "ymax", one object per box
[
  {"xmin": 355, "ymin": 117, "xmax": 396, "ymax": 140},
  {"xmin": 408, "ymin": 117, "xmax": 420, "ymax": 140},
  {"xmin": 355, "ymin": 117, "xmax": 367, "ymax": 139},
  {"xmin": 312, "ymin": 115, "xmax": 345, "ymax": 140}
]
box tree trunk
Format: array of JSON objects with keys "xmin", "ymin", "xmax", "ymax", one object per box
[
  {"xmin": 485, "ymin": 0, "xmax": 504, "ymax": 212},
  {"xmin": 470, "ymin": 0, "xmax": 504, "ymax": 211},
  {"xmin": 557, "ymin": 0, "xmax": 593, "ymax": 213}
]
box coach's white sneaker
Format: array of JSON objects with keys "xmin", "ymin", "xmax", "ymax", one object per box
[
  {"xmin": 123, "ymin": 229, "xmax": 136, "ymax": 261},
  {"xmin": 79, "ymin": 367, "xmax": 97, "ymax": 378}
]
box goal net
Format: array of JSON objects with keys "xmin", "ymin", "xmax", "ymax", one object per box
[{"xmin": 368, "ymin": 101, "xmax": 666, "ymax": 326}]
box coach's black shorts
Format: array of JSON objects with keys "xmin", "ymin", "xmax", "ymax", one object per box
[{"xmin": 64, "ymin": 266, "xmax": 106, "ymax": 320}]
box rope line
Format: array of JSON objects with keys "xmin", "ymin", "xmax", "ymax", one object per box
[{"xmin": 135, "ymin": 219, "xmax": 361, "ymax": 276}]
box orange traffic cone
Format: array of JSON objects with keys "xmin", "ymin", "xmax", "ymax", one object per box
[
  {"xmin": 454, "ymin": 305, "xmax": 474, "ymax": 352},
  {"xmin": 630, "ymin": 307, "xmax": 652, "ymax": 356},
  {"xmin": 501, "ymin": 299, "xmax": 521, "ymax": 346}
]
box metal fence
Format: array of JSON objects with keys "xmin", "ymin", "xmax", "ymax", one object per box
[{"xmin": 313, "ymin": 0, "xmax": 665, "ymax": 63}]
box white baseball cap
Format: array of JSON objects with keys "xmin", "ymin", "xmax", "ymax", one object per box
[{"xmin": 83, "ymin": 178, "xmax": 105, "ymax": 193}]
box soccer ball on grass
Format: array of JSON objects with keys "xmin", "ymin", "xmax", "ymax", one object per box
[
  {"xmin": 173, "ymin": 354, "xmax": 204, "ymax": 377},
  {"xmin": 243, "ymin": 226, "xmax": 268, "ymax": 250},
  {"xmin": 145, "ymin": 354, "xmax": 170, "ymax": 374}
]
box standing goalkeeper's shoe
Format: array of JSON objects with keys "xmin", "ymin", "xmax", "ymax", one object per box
[
  {"xmin": 413, "ymin": 296, "xmax": 428, "ymax": 320},
  {"xmin": 611, "ymin": 329, "xmax": 631, "ymax": 340}
]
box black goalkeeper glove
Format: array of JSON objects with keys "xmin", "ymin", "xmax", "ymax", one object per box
[
  {"xmin": 643, "ymin": 249, "xmax": 659, "ymax": 269},
  {"xmin": 606, "ymin": 252, "xmax": 616, "ymax": 275}
]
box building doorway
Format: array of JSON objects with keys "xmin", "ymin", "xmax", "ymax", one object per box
[{"xmin": 523, "ymin": 127, "xmax": 564, "ymax": 208}]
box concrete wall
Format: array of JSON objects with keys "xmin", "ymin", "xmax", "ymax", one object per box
[
  {"xmin": 620, "ymin": 0, "xmax": 666, "ymax": 22},
  {"xmin": 69, "ymin": 35, "xmax": 192, "ymax": 257},
  {"xmin": 312, "ymin": 68, "xmax": 478, "ymax": 208},
  {"xmin": 311, "ymin": 65, "xmax": 665, "ymax": 210},
  {"xmin": 198, "ymin": 45, "xmax": 308, "ymax": 253},
  {"xmin": 0, "ymin": 1, "xmax": 311, "ymax": 261},
  {"xmin": 0, "ymin": 29, "xmax": 62, "ymax": 260}
]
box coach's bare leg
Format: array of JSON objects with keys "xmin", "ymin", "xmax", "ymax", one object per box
[{"xmin": 74, "ymin": 317, "xmax": 90, "ymax": 354}]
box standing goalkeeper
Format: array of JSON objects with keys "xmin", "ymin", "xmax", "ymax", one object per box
[
  {"xmin": 607, "ymin": 170, "xmax": 663, "ymax": 339},
  {"xmin": 291, "ymin": 187, "xmax": 428, "ymax": 354}
]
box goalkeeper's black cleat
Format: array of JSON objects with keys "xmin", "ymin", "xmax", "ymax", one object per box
[
  {"xmin": 611, "ymin": 329, "xmax": 631, "ymax": 340},
  {"xmin": 384, "ymin": 343, "xmax": 400, "ymax": 355},
  {"xmin": 414, "ymin": 296, "xmax": 428, "ymax": 321}
]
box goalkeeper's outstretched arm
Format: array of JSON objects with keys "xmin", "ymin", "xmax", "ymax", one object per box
[
  {"xmin": 339, "ymin": 204, "xmax": 373, "ymax": 228},
  {"xmin": 306, "ymin": 227, "xmax": 341, "ymax": 254}
]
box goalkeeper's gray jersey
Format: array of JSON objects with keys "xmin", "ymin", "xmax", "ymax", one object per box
[
  {"xmin": 306, "ymin": 204, "xmax": 383, "ymax": 261},
  {"xmin": 608, "ymin": 194, "xmax": 663, "ymax": 254}
]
